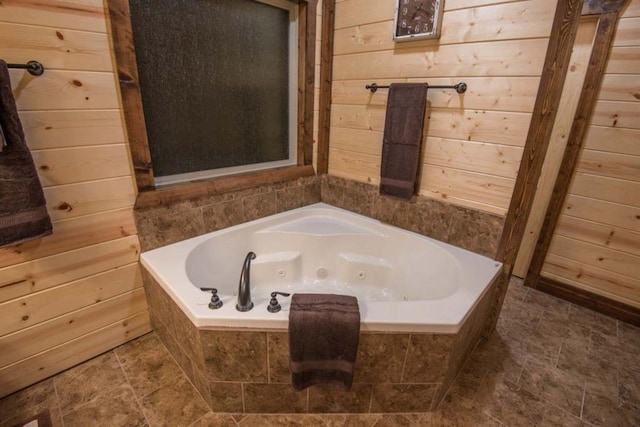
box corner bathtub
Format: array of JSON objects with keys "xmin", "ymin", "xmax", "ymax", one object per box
[{"xmin": 141, "ymin": 203, "xmax": 502, "ymax": 333}]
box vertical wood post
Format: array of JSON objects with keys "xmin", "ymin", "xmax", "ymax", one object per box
[
  {"xmin": 525, "ymin": 8, "xmax": 627, "ymax": 288},
  {"xmin": 316, "ymin": 0, "xmax": 336, "ymax": 174},
  {"xmin": 485, "ymin": 0, "xmax": 585, "ymax": 335}
]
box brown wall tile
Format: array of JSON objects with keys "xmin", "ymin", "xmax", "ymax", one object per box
[
  {"xmin": 354, "ymin": 334, "xmax": 410, "ymax": 383},
  {"xmin": 243, "ymin": 192, "xmax": 277, "ymax": 222},
  {"xmin": 243, "ymin": 383, "xmax": 307, "ymax": 413},
  {"xmin": 209, "ymin": 382, "xmax": 243, "ymax": 413},
  {"xmin": 402, "ymin": 334, "xmax": 455, "ymax": 383},
  {"xmin": 370, "ymin": 383, "xmax": 439, "ymax": 413},
  {"xmin": 447, "ymin": 208, "xmax": 504, "ymax": 258},
  {"xmin": 276, "ymin": 186, "xmax": 305, "ymax": 213},
  {"xmin": 304, "ymin": 178, "xmax": 321, "ymax": 204},
  {"xmin": 202, "ymin": 199, "xmax": 244, "ymax": 233},
  {"xmin": 321, "ymin": 176, "xmax": 345, "ymax": 207},
  {"xmin": 200, "ymin": 330, "xmax": 268, "ymax": 382},
  {"xmin": 135, "ymin": 201, "xmax": 205, "ymax": 251},
  {"xmin": 308, "ymin": 384, "xmax": 373, "ymax": 413},
  {"xmin": 268, "ymin": 332, "xmax": 291, "ymax": 384}
]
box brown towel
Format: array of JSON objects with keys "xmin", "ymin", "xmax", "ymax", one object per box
[
  {"xmin": 0, "ymin": 60, "xmax": 52, "ymax": 248},
  {"xmin": 379, "ymin": 83, "xmax": 429, "ymax": 199},
  {"xmin": 289, "ymin": 293, "xmax": 360, "ymax": 391}
]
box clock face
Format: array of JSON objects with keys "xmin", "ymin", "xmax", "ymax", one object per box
[{"xmin": 394, "ymin": 0, "xmax": 441, "ymax": 41}]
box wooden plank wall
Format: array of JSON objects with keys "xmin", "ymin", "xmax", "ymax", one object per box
[
  {"xmin": 0, "ymin": 0, "xmax": 150, "ymax": 397},
  {"xmin": 541, "ymin": 0, "xmax": 640, "ymax": 307},
  {"xmin": 328, "ymin": 0, "xmax": 557, "ymax": 215}
]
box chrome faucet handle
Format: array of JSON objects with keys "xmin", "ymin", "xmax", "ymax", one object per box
[
  {"xmin": 267, "ymin": 291, "xmax": 291, "ymax": 313},
  {"xmin": 200, "ymin": 288, "xmax": 223, "ymax": 309}
]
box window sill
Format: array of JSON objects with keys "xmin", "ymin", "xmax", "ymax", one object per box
[{"xmin": 134, "ymin": 165, "xmax": 316, "ymax": 209}]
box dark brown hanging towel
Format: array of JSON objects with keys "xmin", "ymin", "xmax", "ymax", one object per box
[
  {"xmin": 379, "ymin": 83, "xmax": 429, "ymax": 199},
  {"xmin": 289, "ymin": 293, "xmax": 360, "ymax": 391},
  {"xmin": 0, "ymin": 60, "xmax": 52, "ymax": 248}
]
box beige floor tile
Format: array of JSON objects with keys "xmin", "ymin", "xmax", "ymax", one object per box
[
  {"xmin": 540, "ymin": 405, "xmax": 589, "ymax": 427},
  {"xmin": 518, "ymin": 357, "xmax": 586, "ymax": 416},
  {"xmin": 476, "ymin": 378, "xmax": 548, "ymax": 427},
  {"xmin": 321, "ymin": 414, "xmax": 384, "ymax": 427},
  {"xmin": 62, "ymin": 383, "xmax": 145, "ymax": 427},
  {"xmin": 582, "ymin": 379, "xmax": 640, "ymax": 427},
  {"xmin": 2, "ymin": 275, "xmax": 637, "ymax": 427},
  {"xmin": 0, "ymin": 379, "xmax": 63, "ymax": 427},
  {"xmin": 140, "ymin": 376, "xmax": 209, "ymax": 427},
  {"xmin": 114, "ymin": 332, "xmax": 183, "ymax": 398},
  {"xmin": 189, "ymin": 411, "xmax": 238, "ymax": 427},
  {"xmin": 53, "ymin": 351, "xmax": 128, "ymax": 415},
  {"xmin": 238, "ymin": 414, "xmax": 326, "ymax": 426}
]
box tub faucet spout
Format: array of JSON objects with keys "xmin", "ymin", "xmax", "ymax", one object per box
[{"xmin": 236, "ymin": 251, "xmax": 256, "ymax": 312}]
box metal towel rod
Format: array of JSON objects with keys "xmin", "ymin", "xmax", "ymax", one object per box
[
  {"xmin": 6, "ymin": 60, "xmax": 45, "ymax": 76},
  {"xmin": 366, "ymin": 82, "xmax": 467, "ymax": 94}
]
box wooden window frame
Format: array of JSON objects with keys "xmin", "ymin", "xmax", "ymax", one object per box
[{"xmin": 106, "ymin": 0, "xmax": 317, "ymax": 208}]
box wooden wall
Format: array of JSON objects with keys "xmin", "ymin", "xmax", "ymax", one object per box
[
  {"xmin": 328, "ymin": 0, "xmax": 557, "ymax": 215},
  {"xmin": 541, "ymin": 0, "xmax": 640, "ymax": 307},
  {"xmin": 0, "ymin": 0, "xmax": 150, "ymax": 397}
]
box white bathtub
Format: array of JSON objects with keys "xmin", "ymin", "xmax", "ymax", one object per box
[{"xmin": 140, "ymin": 203, "xmax": 502, "ymax": 333}]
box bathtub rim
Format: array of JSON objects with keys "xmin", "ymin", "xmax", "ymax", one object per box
[{"xmin": 140, "ymin": 203, "xmax": 503, "ymax": 333}]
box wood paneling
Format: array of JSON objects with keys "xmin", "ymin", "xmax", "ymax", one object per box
[
  {"xmin": 43, "ymin": 177, "xmax": 137, "ymax": 221},
  {"xmin": 514, "ymin": 18, "xmax": 598, "ymax": 277},
  {"xmin": 19, "ymin": 110, "xmax": 126, "ymax": 149},
  {"xmin": 32, "ymin": 144, "xmax": 133, "ymax": 187},
  {"xmin": 564, "ymin": 194, "xmax": 639, "ymax": 231},
  {"xmin": 0, "ymin": 263, "xmax": 141, "ymax": 338},
  {"xmin": 537, "ymin": 1, "xmax": 640, "ymax": 309},
  {"xmin": 0, "ymin": 311, "xmax": 150, "ymax": 398},
  {"xmin": 0, "ymin": 208, "xmax": 137, "ymax": 268},
  {"xmin": 333, "ymin": 39, "xmax": 548, "ymax": 80},
  {"xmin": 0, "ymin": 0, "xmax": 107, "ymax": 32},
  {"xmin": 0, "ymin": 0, "xmax": 150, "ymax": 397},
  {"xmin": 542, "ymin": 254, "xmax": 640, "ymax": 304},
  {"xmin": 0, "ymin": 287, "xmax": 146, "ymax": 368},
  {"xmin": 0, "ymin": 22, "xmax": 112, "ymax": 72},
  {"xmin": 0, "ymin": 236, "xmax": 141, "ymax": 306},
  {"xmin": 329, "ymin": 0, "xmax": 559, "ymax": 215},
  {"xmin": 9, "ymin": 70, "xmax": 120, "ymax": 111}
]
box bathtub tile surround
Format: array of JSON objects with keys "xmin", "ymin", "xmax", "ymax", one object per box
[
  {"xmin": 134, "ymin": 173, "xmax": 503, "ymax": 258},
  {"xmin": 140, "ymin": 264, "xmax": 500, "ymax": 414},
  {"xmin": 201, "ymin": 330, "xmax": 268, "ymax": 382},
  {"xmin": 321, "ymin": 175, "xmax": 505, "ymax": 258},
  {"xmin": 4, "ymin": 277, "xmax": 640, "ymax": 426},
  {"xmin": 135, "ymin": 175, "xmax": 321, "ymax": 251}
]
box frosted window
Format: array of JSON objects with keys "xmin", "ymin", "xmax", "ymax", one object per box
[{"xmin": 129, "ymin": 0, "xmax": 292, "ymax": 181}]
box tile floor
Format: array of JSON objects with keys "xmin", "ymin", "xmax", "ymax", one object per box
[{"xmin": 1, "ymin": 277, "xmax": 639, "ymax": 427}]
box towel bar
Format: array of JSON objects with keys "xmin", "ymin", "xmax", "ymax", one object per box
[
  {"xmin": 366, "ymin": 82, "xmax": 467, "ymax": 94},
  {"xmin": 5, "ymin": 60, "xmax": 45, "ymax": 76}
]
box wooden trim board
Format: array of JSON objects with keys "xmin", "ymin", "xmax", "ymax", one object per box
[
  {"xmin": 525, "ymin": 9, "xmax": 627, "ymax": 287},
  {"xmin": 536, "ymin": 275, "xmax": 640, "ymax": 326},
  {"xmin": 106, "ymin": 0, "xmax": 317, "ymax": 200},
  {"xmin": 317, "ymin": 0, "xmax": 336, "ymax": 174}
]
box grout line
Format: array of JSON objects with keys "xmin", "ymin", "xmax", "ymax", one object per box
[
  {"xmin": 241, "ymin": 383, "xmax": 246, "ymax": 414},
  {"xmin": 367, "ymin": 383, "xmax": 374, "ymax": 413},
  {"xmin": 113, "ymin": 349, "xmax": 152, "ymax": 427},
  {"xmin": 51, "ymin": 377, "xmax": 66, "ymax": 427},
  {"xmin": 399, "ymin": 334, "xmax": 412, "ymax": 383},
  {"xmin": 266, "ymin": 333, "xmax": 271, "ymax": 383},
  {"xmin": 579, "ymin": 382, "xmax": 587, "ymax": 420},
  {"xmin": 553, "ymin": 343, "xmax": 562, "ymax": 368},
  {"xmin": 515, "ymin": 355, "xmax": 528, "ymax": 385}
]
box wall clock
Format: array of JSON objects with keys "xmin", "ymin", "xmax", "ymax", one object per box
[{"xmin": 393, "ymin": 0, "xmax": 444, "ymax": 42}]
